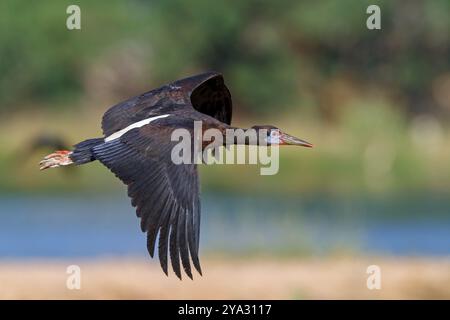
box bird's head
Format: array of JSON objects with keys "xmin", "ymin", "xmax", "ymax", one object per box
[{"xmin": 251, "ymin": 125, "xmax": 313, "ymax": 147}]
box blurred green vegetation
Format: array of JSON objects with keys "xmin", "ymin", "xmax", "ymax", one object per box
[{"xmin": 0, "ymin": 0, "xmax": 449, "ymax": 197}]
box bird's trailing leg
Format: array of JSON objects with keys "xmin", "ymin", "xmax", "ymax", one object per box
[{"xmin": 39, "ymin": 150, "xmax": 73, "ymax": 170}]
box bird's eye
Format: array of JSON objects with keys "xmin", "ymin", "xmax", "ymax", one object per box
[{"xmin": 270, "ymin": 130, "xmax": 279, "ymax": 137}]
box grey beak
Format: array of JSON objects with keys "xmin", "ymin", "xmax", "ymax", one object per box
[{"xmin": 280, "ymin": 133, "xmax": 313, "ymax": 147}]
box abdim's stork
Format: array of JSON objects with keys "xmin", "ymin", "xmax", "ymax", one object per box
[{"xmin": 40, "ymin": 72, "xmax": 312, "ymax": 279}]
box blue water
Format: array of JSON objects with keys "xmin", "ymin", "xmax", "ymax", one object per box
[{"xmin": 0, "ymin": 194, "xmax": 449, "ymax": 258}]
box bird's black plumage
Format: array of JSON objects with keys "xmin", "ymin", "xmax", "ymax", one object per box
[
  {"xmin": 81, "ymin": 72, "xmax": 229, "ymax": 279},
  {"xmin": 101, "ymin": 72, "xmax": 232, "ymax": 137},
  {"xmin": 92, "ymin": 123, "xmax": 201, "ymax": 278},
  {"xmin": 39, "ymin": 71, "xmax": 312, "ymax": 280}
]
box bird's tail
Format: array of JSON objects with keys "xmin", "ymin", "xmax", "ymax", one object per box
[{"xmin": 39, "ymin": 138, "xmax": 104, "ymax": 170}]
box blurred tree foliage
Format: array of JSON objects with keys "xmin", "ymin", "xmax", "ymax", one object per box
[{"xmin": 0, "ymin": 0, "xmax": 449, "ymax": 117}]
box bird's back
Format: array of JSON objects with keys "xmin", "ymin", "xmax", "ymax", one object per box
[{"xmin": 101, "ymin": 72, "xmax": 232, "ymax": 137}]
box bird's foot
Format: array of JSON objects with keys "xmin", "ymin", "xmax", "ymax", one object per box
[{"xmin": 39, "ymin": 150, "xmax": 73, "ymax": 170}]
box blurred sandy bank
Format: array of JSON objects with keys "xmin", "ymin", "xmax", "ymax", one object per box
[{"xmin": 0, "ymin": 257, "xmax": 449, "ymax": 299}]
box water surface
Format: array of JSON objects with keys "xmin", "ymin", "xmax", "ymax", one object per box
[{"xmin": 0, "ymin": 194, "xmax": 449, "ymax": 258}]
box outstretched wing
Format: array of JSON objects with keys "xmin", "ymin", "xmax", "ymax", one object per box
[
  {"xmin": 92, "ymin": 124, "xmax": 201, "ymax": 279},
  {"xmin": 183, "ymin": 72, "xmax": 232, "ymax": 125},
  {"xmin": 101, "ymin": 72, "xmax": 232, "ymax": 137}
]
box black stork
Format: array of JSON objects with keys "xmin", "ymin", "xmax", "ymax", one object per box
[{"xmin": 40, "ymin": 72, "xmax": 312, "ymax": 279}]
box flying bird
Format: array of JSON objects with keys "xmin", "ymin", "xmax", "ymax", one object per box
[{"xmin": 40, "ymin": 72, "xmax": 312, "ymax": 279}]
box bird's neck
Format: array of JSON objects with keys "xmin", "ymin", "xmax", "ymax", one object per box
[{"xmin": 222, "ymin": 126, "xmax": 261, "ymax": 146}]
